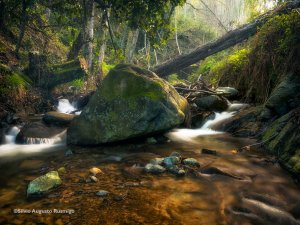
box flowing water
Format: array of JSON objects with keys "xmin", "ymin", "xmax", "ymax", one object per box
[{"xmin": 0, "ymin": 104, "xmax": 299, "ymax": 225}]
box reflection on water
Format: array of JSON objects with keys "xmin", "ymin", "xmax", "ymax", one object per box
[{"xmin": 0, "ymin": 132, "xmax": 299, "ymax": 225}]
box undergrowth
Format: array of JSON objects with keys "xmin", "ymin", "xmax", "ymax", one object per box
[{"xmin": 195, "ymin": 10, "xmax": 300, "ymax": 103}]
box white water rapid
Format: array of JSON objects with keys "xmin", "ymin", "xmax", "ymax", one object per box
[
  {"xmin": 57, "ymin": 99, "xmax": 78, "ymax": 114},
  {"xmin": 166, "ymin": 103, "xmax": 248, "ymax": 143}
]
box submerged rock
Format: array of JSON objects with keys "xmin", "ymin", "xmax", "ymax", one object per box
[
  {"xmin": 182, "ymin": 158, "xmax": 200, "ymax": 167},
  {"xmin": 163, "ymin": 156, "xmax": 180, "ymax": 168},
  {"xmin": 194, "ymin": 95, "xmax": 228, "ymax": 112},
  {"xmin": 43, "ymin": 111, "xmax": 75, "ymax": 127},
  {"xmin": 167, "ymin": 165, "xmax": 186, "ymax": 176},
  {"xmin": 96, "ymin": 190, "xmax": 109, "ymax": 197},
  {"xmin": 27, "ymin": 171, "xmax": 62, "ymax": 197},
  {"xmin": 149, "ymin": 158, "xmax": 164, "ymax": 165},
  {"xmin": 145, "ymin": 163, "xmax": 166, "ymax": 174},
  {"xmin": 67, "ymin": 64, "xmax": 189, "ymax": 145},
  {"xmin": 89, "ymin": 167, "xmax": 103, "ymax": 175}
]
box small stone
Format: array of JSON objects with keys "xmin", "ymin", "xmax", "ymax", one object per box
[
  {"xmin": 182, "ymin": 158, "xmax": 200, "ymax": 167},
  {"xmin": 202, "ymin": 148, "xmax": 217, "ymax": 155},
  {"xmin": 57, "ymin": 167, "xmax": 66, "ymax": 174},
  {"xmin": 146, "ymin": 137, "xmax": 157, "ymax": 144},
  {"xmin": 85, "ymin": 177, "xmax": 91, "ymax": 183},
  {"xmin": 149, "ymin": 157, "xmax": 164, "ymax": 165},
  {"xmin": 90, "ymin": 176, "xmax": 98, "ymax": 182},
  {"xmin": 163, "ymin": 156, "xmax": 180, "ymax": 168},
  {"xmin": 89, "ymin": 167, "xmax": 103, "ymax": 175},
  {"xmin": 27, "ymin": 171, "xmax": 62, "ymax": 197},
  {"xmin": 170, "ymin": 152, "xmax": 182, "ymax": 159},
  {"xmin": 96, "ymin": 190, "xmax": 109, "ymax": 197},
  {"xmin": 65, "ymin": 149, "xmax": 73, "ymax": 156},
  {"xmin": 168, "ymin": 166, "xmax": 186, "ymax": 176},
  {"xmin": 145, "ymin": 164, "xmax": 166, "ymax": 174}
]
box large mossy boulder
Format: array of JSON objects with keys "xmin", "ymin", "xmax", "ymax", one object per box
[
  {"xmin": 67, "ymin": 64, "xmax": 189, "ymax": 145},
  {"xmin": 261, "ymin": 108, "xmax": 300, "ymax": 178}
]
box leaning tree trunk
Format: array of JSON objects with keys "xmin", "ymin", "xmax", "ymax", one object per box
[
  {"xmin": 15, "ymin": 0, "xmax": 28, "ymax": 58},
  {"xmin": 153, "ymin": 1, "xmax": 300, "ymax": 77}
]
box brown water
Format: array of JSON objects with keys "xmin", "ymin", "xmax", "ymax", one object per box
[{"xmin": 0, "ymin": 133, "xmax": 299, "ymax": 225}]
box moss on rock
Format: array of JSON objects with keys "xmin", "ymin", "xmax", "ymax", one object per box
[{"xmin": 67, "ymin": 64, "xmax": 189, "ymax": 145}]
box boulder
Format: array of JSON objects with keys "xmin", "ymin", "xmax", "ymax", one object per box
[
  {"xmin": 263, "ymin": 74, "xmax": 300, "ymax": 117},
  {"xmin": 261, "ymin": 108, "xmax": 300, "ymax": 178},
  {"xmin": 27, "ymin": 171, "xmax": 62, "ymax": 197},
  {"xmin": 215, "ymin": 87, "xmax": 239, "ymax": 99},
  {"xmin": 43, "ymin": 111, "xmax": 75, "ymax": 127},
  {"xmin": 67, "ymin": 64, "xmax": 189, "ymax": 145},
  {"xmin": 194, "ymin": 95, "xmax": 228, "ymax": 112},
  {"xmin": 213, "ymin": 107, "xmax": 264, "ymax": 137},
  {"xmin": 16, "ymin": 121, "xmax": 66, "ymax": 144}
]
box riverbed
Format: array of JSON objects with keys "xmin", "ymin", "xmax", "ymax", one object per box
[{"xmin": 0, "ymin": 130, "xmax": 299, "ymax": 225}]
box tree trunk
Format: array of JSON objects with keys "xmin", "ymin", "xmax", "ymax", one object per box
[
  {"xmin": 125, "ymin": 29, "xmax": 139, "ymax": 63},
  {"xmin": 83, "ymin": 0, "xmax": 95, "ymax": 73},
  {"xmin": 15, "ymin": 0, "xmax": 28, "ymax": 58},
  {"xmin": 153, "ymin": 1, "xmax": 300, "ymax": 77},
  {"xmin": 67, "ymin": 31, "xmax": 84, "ymax": 60}
]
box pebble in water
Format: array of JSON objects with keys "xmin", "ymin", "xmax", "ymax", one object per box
[
  {"xmin": 182, "ymin": 158, "xmax": 200, "ymax": 167},
  {"xmin": 149, "ymin": 158, "xmax": 164, "ymax": 165},
  {"xmin": 96, "ymin": 190, "xmax": 109, "ymax": 197},
  {"xmin": 145, "ymin": 164, "xmax": 166, "ymax": 174},
  {"xmin": 90, "ymin": 176, "xmax": 98, "ymax": 183},
  {"xmin": 89, "ymin": 167, "xmax": 103, "ymax": 175},
  {"xmin": 163, "ymin": 156, "xmax": 180, "ymax": 168}
]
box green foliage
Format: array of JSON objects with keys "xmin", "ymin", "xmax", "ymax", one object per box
[
  {"xmin": 167, "ymin": 73, "xmax": 188, "ymax": 86},
  {"xmin": 102, "ymin": 62, "xmax": 115, "ymax": 77},
  {"xmin": 0, "ymin": 64, "xmax": 30, "ymax": 95},
  {"xmin": 70, "ymin": 78, "xmax": 84, "ymax": 88}
]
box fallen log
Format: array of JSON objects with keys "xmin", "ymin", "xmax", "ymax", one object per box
[{"xmin": 153, "ymin": 1, "xmax": 300, "ymax": 77}]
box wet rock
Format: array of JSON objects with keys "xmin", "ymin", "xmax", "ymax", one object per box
[
  {"xmin": 16, "ymin": 121, "xmax": 66, "ymax": 144},
  {"xmin": 201, "ymin": 149, "xmax": 217, "ymax": 156},
  {"xmin": 215, "ymin": 87, "xmax": 239, "ymax": 99},
  {"xmin": 170, "ymin": 152, "xmax": 182, "ymax": 159},
  {"xmin": 89, "ymin": 167, "xmax": 103, "ymax": 175},
  {"xmin": 163, "ymin": 156, "xmax": 180, "ymax": 168},
  {"xmin": 19, "ymin": 160, "xmax": 44, "ymax": 170},
  {"xmin": 191, "ymin": 111, "xmax": 215, "ymax": 128},
  {"xmin": 43, "ymin": 111, "xmax": 75, "ymax": 127},
  {"xmin": 149, "ymin": 158, "xmax": 164, "ymax": 165},
  {"xmin": 168, "ymin": 166, "xmax": 186, "ymax": 176},
  {"xmin": 27, "ymin": 171, "xmax": 62, "ymax": 197},
  {"xmin": 264, "ymin": 74, "xmax": 300, "ymax": 116},
  {"xmin": 67, "ymin": 64, "xmax": 189, "ymax": 145},
  {"xmin": 182, "ymin": 158, "xmax": 200, "ymax": 167},
  {"xmin": 96, "ymin": 190, "xmax": 109, "ymax": 197},
  {"xmin": 146, "ymin": 137, "xmax": 157, "ymax": 144},
  {"xmin": 213, "ymin": 106, "xmax": 264, "ymax": 137},
  {"xmin": 90, "ymin": 176, "xmax": 98, "ymax": 182},
  {"xmin": 145, "ymin": 163, "xmax": 166, "ymax": 174},
  {"xmin": 261, "ymin": 109, "xmax": 300, "ymax": 178},
  {"xmin": 0, "ymin": 128, "xmax": 4, "ymax": 145},
  {"xmin": 194, "ymin": 95, "xmax": 229, "ymax": 112},
  {"xmin": 201, "ymin": 167, "xmax": 242, "ymax": 180}
]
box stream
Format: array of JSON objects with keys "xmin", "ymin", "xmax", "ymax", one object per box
[{"xmin": 0, "ymin": 100, "xmax": 299, "ymax": 225}]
